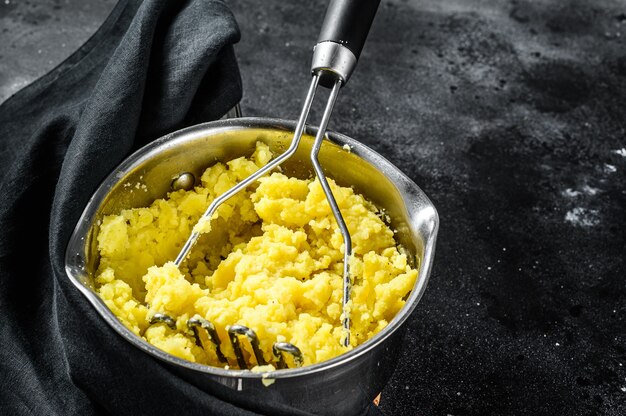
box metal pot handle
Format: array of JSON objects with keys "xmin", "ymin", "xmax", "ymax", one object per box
[{"xmin": 222, "ymin": 103, "xmax": 242, "ymax": 119}]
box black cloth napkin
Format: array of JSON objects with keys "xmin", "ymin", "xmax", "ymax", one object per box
[{"xmin": 0, "ymin": 0, "xmax": 384, "ymax": 415}]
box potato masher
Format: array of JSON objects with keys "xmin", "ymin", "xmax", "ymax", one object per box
[{"xmin": 152, "ymin": 0, "xmax": 381, "ymax": 369}]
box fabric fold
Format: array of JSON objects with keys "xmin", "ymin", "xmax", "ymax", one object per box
[{"xmin": 0, "ymin": 0, "xmax": 254, "ymax": 414}]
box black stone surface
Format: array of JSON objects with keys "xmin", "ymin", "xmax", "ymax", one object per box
[{"xmin": 2, "ymin": 0, "xmax": 626, "ymax": 415}]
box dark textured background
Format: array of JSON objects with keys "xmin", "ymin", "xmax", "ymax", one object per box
[{"xmin": 2, "ymin": 0, "xmax": 626, "ymax": 415}]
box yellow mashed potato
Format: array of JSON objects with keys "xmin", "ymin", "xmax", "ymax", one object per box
[{"xmin": 95, "ymin": 142, "xmax": 418, "ymax": 368}]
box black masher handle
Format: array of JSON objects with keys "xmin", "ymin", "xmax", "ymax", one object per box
[{"xmin": 317, "ymin": 0, "xmax": 381, "ymax": 60}]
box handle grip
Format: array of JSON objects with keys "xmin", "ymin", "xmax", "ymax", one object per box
[
  {"xmin": 317, "ymin": 0, "xmax": 381, "ymax": 60},
  {"xmin": 311, "ymin": 0, "xmax": 381, "ymax": 87}
]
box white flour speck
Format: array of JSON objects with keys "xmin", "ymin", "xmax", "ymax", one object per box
[
  {"xmin": 605, "ymin": 164, "xmax": 617, "ymax": 174},
  {"xmin": 562, "ymin": 185, "xmax": 600, "ymax": 197},
  {"xmin": 562, "ymin": 188, "xmax": 580, "ymax": 197},
  {"xmin": 565, "ymin": 207, "xmax": 600, "ymax": 227},
  {"xmin": 613, "ymin": 148, "xmax": 626, "ymax": 157},
  {"xmin": 581, "ymin": 185, "xmax": 599, "ymax": 195}
]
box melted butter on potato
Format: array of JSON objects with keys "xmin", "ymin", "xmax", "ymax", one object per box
[{"xmin": 95, "ymin": 142, "xmax": 418, "ymax": 368}]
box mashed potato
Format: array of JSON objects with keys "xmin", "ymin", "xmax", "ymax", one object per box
[{"xmin": 95, "ymin": 142, "xmax": 418, "ymax": 368}]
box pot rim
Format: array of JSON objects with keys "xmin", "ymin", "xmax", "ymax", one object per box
[{"xmin": 65, "ymin": 117, "xmax": 439, "ymax": 379}]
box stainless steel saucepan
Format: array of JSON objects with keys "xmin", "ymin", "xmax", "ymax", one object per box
[{"xmin": 65, "ymin": 118, "xmax": 438, "ymax": 415}]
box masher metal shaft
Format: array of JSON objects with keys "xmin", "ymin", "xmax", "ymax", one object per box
[{"xmin": 309, "ymin": 79, "xmax": 352, "ymax": 346}]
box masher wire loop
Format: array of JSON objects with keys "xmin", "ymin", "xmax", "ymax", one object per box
[
  {"xmin": 309, "ymin": 79, "xmax": 352, "ymax": 347},
  {"xmin": 228, "ymin": 324, "xmax": 267, "ymax": 370},
  {"xmin": 273, "ymin": 342, "xmax": 304, "ymax": 369},
  {"xmin": 150, "ymin": 312, "xmax": 176, "ymax": 329},
  {"xmin": 188, "ymin": 317, "xmax": 228, "ymax": 363}
]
